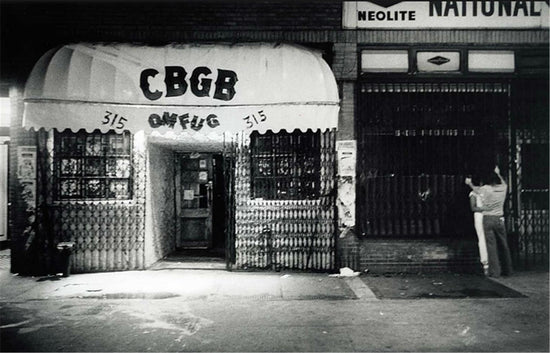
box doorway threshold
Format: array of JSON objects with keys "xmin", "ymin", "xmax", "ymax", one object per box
[{"xmin": 149, "ymin": 249, "xmax": 226, "ymax": 270}]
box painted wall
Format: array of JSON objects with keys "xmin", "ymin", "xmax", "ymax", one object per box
[{"xmin": 144, "ymin": 142, "xmax": 176, "ymax": 267}]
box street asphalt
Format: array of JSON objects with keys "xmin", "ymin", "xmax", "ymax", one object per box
[{"xmin": 0, "ymin": 254, "xmax": 548, "ymax": 352}]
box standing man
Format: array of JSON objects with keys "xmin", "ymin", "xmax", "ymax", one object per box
[{"xmin": 466, "ymin": 166, "xmax": 513, "ymax": 277}]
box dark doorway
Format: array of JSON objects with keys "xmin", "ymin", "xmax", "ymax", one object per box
[
  {"xmin": 211, "ymin": 154, "xmax": 226, "ymax": 256},
  {"xmin": 174, "ymin": 152, "xmax": 226, "ymax": 259}
]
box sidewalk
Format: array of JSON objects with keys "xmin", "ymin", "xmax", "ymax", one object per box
[
  {"xmin": 0, "ymin": 247, "xmax": 547, "ymax": 303},
  {"xmin": 0, "ymin": 268, "xmax": 378, "ymax": 302},
  {"xmin": 1, "ymin": 261, "xmax": 547, "ymax": 352},
  {"xmin": 0, "ymin": 248, "xmax": 9, "ymax": 270},
  {"xmin": 1, "ymin": 264, "xmax": 547, "ymax": 303}
]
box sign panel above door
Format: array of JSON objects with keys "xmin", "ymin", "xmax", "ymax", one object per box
[
  {"xmin": 23, "ymin": 43, "xmax": 340, "ymax": 135},
  {"xmin": 343, "ymin": 1, "xmax": 549, "ymax": 29}
]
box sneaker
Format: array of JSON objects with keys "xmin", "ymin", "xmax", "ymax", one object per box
[{"xmin": 483, "ymin": 265, "xmax": 490, "ymax": 276}]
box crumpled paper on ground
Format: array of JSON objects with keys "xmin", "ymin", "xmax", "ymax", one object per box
[{"xmin": 329, "ymin": 267, "xmax": 361, "ymax": 278}]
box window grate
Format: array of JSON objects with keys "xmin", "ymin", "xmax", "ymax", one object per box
[
  {"xmin": 54, "ymin": 130, "xmax": 133, "ymax": 200},
  {"xmin": 250, "ymin": 130, "xmax": 320, "ymax": 200}
]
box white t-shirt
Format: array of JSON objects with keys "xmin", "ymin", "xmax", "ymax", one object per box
[{"xmin": 479, "ymin": 183, "xmax": 507, "ymax": 216}]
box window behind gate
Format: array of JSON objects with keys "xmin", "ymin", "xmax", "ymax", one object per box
[
  {"xmin": 357, "ymin": 82, "xmax": 510, "ymax": 238},
  {"xmin": 250, "ymin": 130, "xmax": 320, "ymax": 200},
  {"xmin": 54, "ymin": 130, "xmax": 133, "ymax": 200}
]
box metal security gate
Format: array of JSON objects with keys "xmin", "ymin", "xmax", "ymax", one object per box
[
  {"xmin": 31, "ymin": 129, "xmax": 145, "ymax": 275},
  {"xmin": 234, "ymin": 130, "xmax": 337, "ymax": 270},
  {"xmin": 510, "ymin": 79, "xmax": 549, "ymax": 269},
  {"xmin": 223, "ymin": 137, "xmax": 237, "ymax": 268},
  {"xmin": 357, "ymin": 82, "xmax": 510, "ymax": 239}
]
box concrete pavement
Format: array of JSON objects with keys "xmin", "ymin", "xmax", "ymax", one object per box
[
  {"xmin": 0, "ymin": 268, "xmax": 376, "ymax": 302},
  {"xmin": 0, "ymin": 248, "xmax": 9, "ymax": 270},
  {"xmin": 0, "ymin": 257, "xmax": 548, "ymax": 352}
]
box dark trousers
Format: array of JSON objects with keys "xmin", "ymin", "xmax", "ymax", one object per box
[{"xmin": 483, "ymin": 215, "xmax": 513, "ymax": 277}]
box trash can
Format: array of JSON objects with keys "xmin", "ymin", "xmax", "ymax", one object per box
[{"xmin": 56, "ymin": 242, "xmax": 74, "ymax": 277}]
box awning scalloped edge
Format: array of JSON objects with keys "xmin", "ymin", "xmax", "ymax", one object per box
[{"xmin": 24, "ymin": 125, "xmax": 337, "ymax": 135}]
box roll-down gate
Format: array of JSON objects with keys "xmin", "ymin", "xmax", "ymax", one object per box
[
  {"xmin": 357, "ymin": 80, "xmax": 549, "ymax": 268},
  {"xmin": 356, "ymin": 82, "xmax": 510, "ymax": 240}
]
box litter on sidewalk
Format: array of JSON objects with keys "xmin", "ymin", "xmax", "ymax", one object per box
[{"xmin": 329, "ymin": 267, "xmax": 361, "ymax": 278}]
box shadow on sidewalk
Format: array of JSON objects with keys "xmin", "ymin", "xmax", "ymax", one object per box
[{"xmin": 362, "ymin": 273, "xmax": 526, "ymax": 299}]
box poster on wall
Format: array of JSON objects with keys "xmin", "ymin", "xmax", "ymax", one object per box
[
  {"xmin": 336, "ymin": 140, "xmax": 357, "ymax": 177},
  {"xmin": 17, "ymin": 146, "xmax": 37, "ymax": 210},
  {"xmin": 336, "ymin": 140, "xmax": 356, "ymax": 228},
  {"xmin": 17, "ymin": 147, "xmax": 36, "ymax": 180}
]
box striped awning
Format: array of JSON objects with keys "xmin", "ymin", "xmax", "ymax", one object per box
[{"xmin": 23, "ymin": 43, "xmax": 340, "ymax": 135}]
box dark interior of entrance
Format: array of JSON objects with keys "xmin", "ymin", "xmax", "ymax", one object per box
[
  {"xmin": 212, "ymin": 154, "xmax": 226, "ymax": 253},
  {"xmin": 175, "ymin": 153, "xmax": 226, "ymax": 258},
  {"xmin": 356, "ymin": 82, "xmax": 510, "ymax": 239}
]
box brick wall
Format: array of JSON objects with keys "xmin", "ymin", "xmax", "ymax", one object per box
[
  {"xmin": 13, "ymin": 1, "xmax": 342, "ymax": 31},
  {"xmin": 332, "ymin": 42, "xmax": 358, "ymax": 81},
  {"xmin": 338, "ymin": 231, "xmax": 481, "ymax": 274},
  {"xmin": 1, "ymin": 1, "xmax": 343, "ymax": 82},
  {"xmin": 2, "ymin": 1, "xmax": 548, "ymax": 84},
  {"xmin": 337, "ymin": 82, "xmax": 355, "ymax": 141}
]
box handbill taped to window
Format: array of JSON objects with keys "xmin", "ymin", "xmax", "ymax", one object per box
[{"xmin": 23, "ymin": 43, "xmax": 340, "ymax": 135}]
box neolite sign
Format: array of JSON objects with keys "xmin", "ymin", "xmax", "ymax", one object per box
[{"xmin": 343, "ymin": 1, "xmax": 549, "ymax": 28}]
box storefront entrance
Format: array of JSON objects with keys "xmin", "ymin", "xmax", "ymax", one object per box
[
  {"xmin": 16, "ymin": 42, "xmax": 339, "ymax": 273},
  {"xmin": 175, "ymin": 153, "xmax": 226, "ymax": 254}
]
